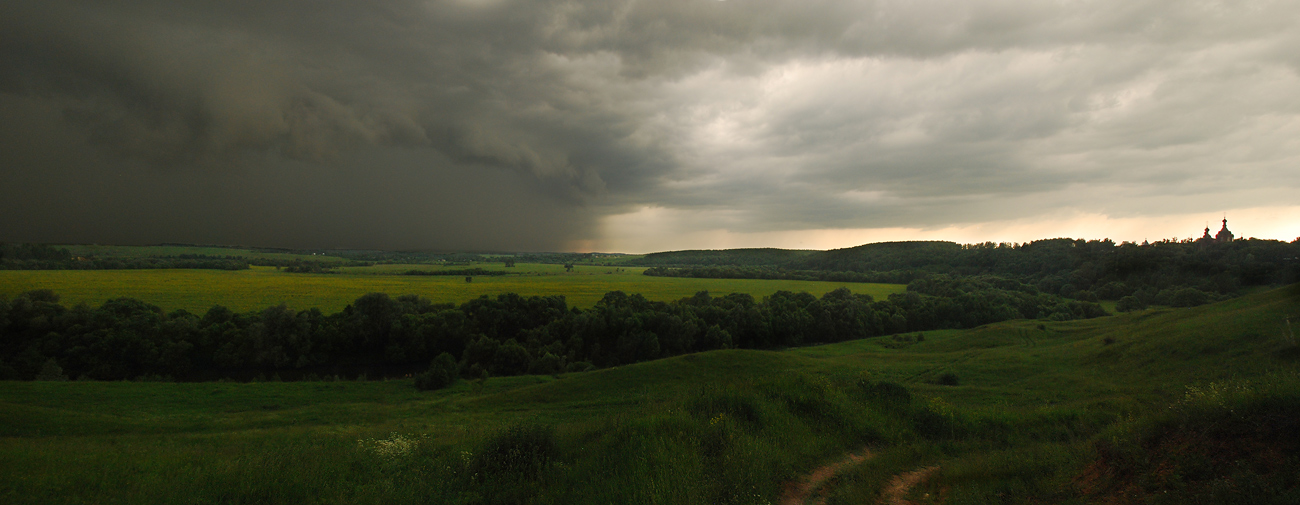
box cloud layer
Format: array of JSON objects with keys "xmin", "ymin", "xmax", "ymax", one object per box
[{"xmin": 2, "ymin": 0, "xmax": 1298, "ymax": 250}]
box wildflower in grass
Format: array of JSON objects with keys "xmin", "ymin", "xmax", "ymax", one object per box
[
  {"xmin": 1175, "ymin": 381, "xmax": 1253, "ymax": 410},
  {"xmin": 357, "ymin": 432, "xmax": 427, "ymax": 460},
  {"xmin": 709, "ymin": 413, "xmax": 726, "ymax": 426}
]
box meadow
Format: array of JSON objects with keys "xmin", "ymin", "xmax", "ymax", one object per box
[
  {"xmin": 61, "ymin": 244, "xmax": 350, "ymax": 263},
  {"xmin": 2, "ymin": 283, "xmax": 1296, "ymax": 504},
  {"xmin": 0, "ymin": 264, "xmax": 905, "ymax": 313}
]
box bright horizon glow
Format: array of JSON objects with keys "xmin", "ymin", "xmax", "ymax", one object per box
[{"xmin": 586, "ymin": 205, "xmax": 1300, "ymax": 254}]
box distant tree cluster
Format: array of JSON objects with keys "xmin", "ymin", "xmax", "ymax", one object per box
[
  {"xmin": 0, "ymin": 280, "xmax": 1103, "ymax": 382},
  {"xmin": 0, "ymin": 244, "xmax": 387, "ymax": 272},
  {"xmin": 0, "ymin": 244, "xmax": 250, "ymax": 270},
  {"xmin": 281, "ymin": 260, "xmax": 336, "ymax": 273}
]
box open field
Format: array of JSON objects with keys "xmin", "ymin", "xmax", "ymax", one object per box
[
  {"xmin": 0, "ymin": 265, "xmax": 906, "ymax": 313},
  {"xmin": 1, "ymin": 284, "xmax": 1296, "ymax": 504},
  {"xmin": 332, "ymin": 262, "xmax": 579, "ymax": 275},
  {"xmin": 60, "ymin": 244, "xmax": 351, "ymax": 263}
]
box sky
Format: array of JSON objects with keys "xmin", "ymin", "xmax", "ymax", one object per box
[{"xmin": 2, "ymin": 0, "xmax": 1298, "ymax": 253}]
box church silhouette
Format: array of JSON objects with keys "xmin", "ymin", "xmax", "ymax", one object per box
[{"xmin": 1199, "ymin": 218, "xmax": 1234, "ymax": 244}]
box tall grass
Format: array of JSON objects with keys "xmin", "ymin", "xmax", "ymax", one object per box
[
  {"xmin": 1083, "ymin": 372, "xmax": 1300, "ymax": 505},
  {"xmin": 0, "ymin": 372, "xmax": 958, "ymax": 505}
]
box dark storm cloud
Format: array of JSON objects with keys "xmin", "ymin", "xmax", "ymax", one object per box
[
  {"xmin": 2, "ymin": 0, "xmax": 1299, "ymax": 250},
  {"xmin": 0, "ymin": 0, "xmax": 665, "ymax": 248}
]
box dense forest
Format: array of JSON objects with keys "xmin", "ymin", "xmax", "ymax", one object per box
[
  {"xmin": 642, "ymin": 238, "xmax": 1300, "ymax": 304},
  {"xmin": 643, "ymin": 266, "xmax": 923, "ymax": 285},
  {"xmin": 1, "ymin": 276, "xmax": 1104, "ymax": 383}
]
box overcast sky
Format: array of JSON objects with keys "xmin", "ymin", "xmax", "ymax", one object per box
[{"xmin": 2, "ymin": 0, "xmax": 1298, "ymax": 252}]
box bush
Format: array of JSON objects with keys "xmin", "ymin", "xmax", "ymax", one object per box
[
  {"xmin": 34, "ymin": 358, "xmax": 68, "ymax": 381},
  {"xmin": 1115, "ymin": 295, "xmax": 1146, "ymax": 312},
  {"xmin": 936, "ymin": 372, "xmax": 960, "ymax": 386},
  {"xmin": 414, "ymin": 352, "xmax": 459, "ymax": 391},
  {"xmin": 1086, "ymin": 375, "xmax": 1300, "ymax": 504},
  {"xmin": 1170, "ymin": 288, "xmax": 1212, "ymax": 308}
]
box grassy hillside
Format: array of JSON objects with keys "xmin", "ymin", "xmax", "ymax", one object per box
[
  {"xmin": 0, "ymin": 265, "xmax": 905, "ymax": 313},
  {"xmin": 0, "ymin": 284, "xmax": 1295, "ymax": 504}
]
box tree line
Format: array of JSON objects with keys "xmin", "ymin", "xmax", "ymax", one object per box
[
  {"xmin": 1, "ymin": 278, "xmax": 1103, "ymax": 382},
  {"xmin": 0, "ymin": 244, "xmax": 379, "ymax": 272},
  {"xmin": 1, "ymin": 243, "xmax": 253, "ymax": 270},
  {"xmin": 643, "ymin": 266, "xmax": 924, "ymax": 285},
  {"xmin": 640, "ymin": 238, "xmax": 1300, "ymax": 304}
]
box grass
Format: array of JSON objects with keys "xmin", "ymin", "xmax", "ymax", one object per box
[
  {"xmin": 0, "ymin": 354, "xmax": 897, "ymax": 504},
  {"xmin": 0, "ymin": 264, "xmax": 906, "ymax": 313},
  {"xmin": 0, "ymin": 284, "xmax": 1296, "ymax": 504},
  {"xmin": 333, "ymin": 263, "xmax": 576, "ymax": 274},
  {"xmin": 60, "ymin": 244, "xmax": 350, "ymax": 263}
]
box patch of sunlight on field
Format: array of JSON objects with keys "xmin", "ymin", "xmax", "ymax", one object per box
[{"xmin": 0, "ymin": 266, "xmax": 906, "ymax": 313}]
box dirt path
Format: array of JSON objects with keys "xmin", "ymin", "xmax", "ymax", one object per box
[
  {"xmin": 878, "ymin": 466, "xmax": 940, "ymax": 505},
  {"xmin": 778, "ymin": 448, "xmax": 871, "ymax": 505}
]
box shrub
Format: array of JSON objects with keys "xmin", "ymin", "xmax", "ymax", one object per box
[
  {"xmin": 34, "ymin": 358, "xmax": 68, "ymax": 381},
  {"xmin": 1170, "ymin": 288, "xmax": 1212, "ymax": 308},
  {"xmin": 414, "ymin": 352, "xmax": 459, "ymax": 391},
  {"xmin": 936, "ymin": 372, "xmax": 960, "ymax": 386},
  {"xmin": 1115, "ymin": 295, "xmax": 1146, "ymax": 312},
  {"xmin": 1086, "ymin": 375, "xmax": 1300, "ymax": 503}
]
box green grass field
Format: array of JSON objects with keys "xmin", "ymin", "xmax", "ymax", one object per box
[
  {"xmin": 61, "ymin": 244, "xmax": 351, "ymax": 263},
  {"xmin": 1, "ymin": 284, "xmax": 1296, "ymax": 503},
  {"xmin": 0, "ymin": 264, "xmax": 906, "ymax": 313}
]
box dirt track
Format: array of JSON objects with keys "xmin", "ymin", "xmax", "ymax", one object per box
[
  {"xmin": 778, "ymin": 449, "xmax": 871, "ymax": 505},
  {"xmin": 778, "ymin": 449, "xmax": 940, "ymax": 505},
  {"xmin": 878, "ymin": 466, "xmax": 939, "ymax": 505}
]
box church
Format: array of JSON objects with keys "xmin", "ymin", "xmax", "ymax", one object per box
[{"xmin": 1199, "ymin": 218, "xmax": 1234, "ymax": 244}]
